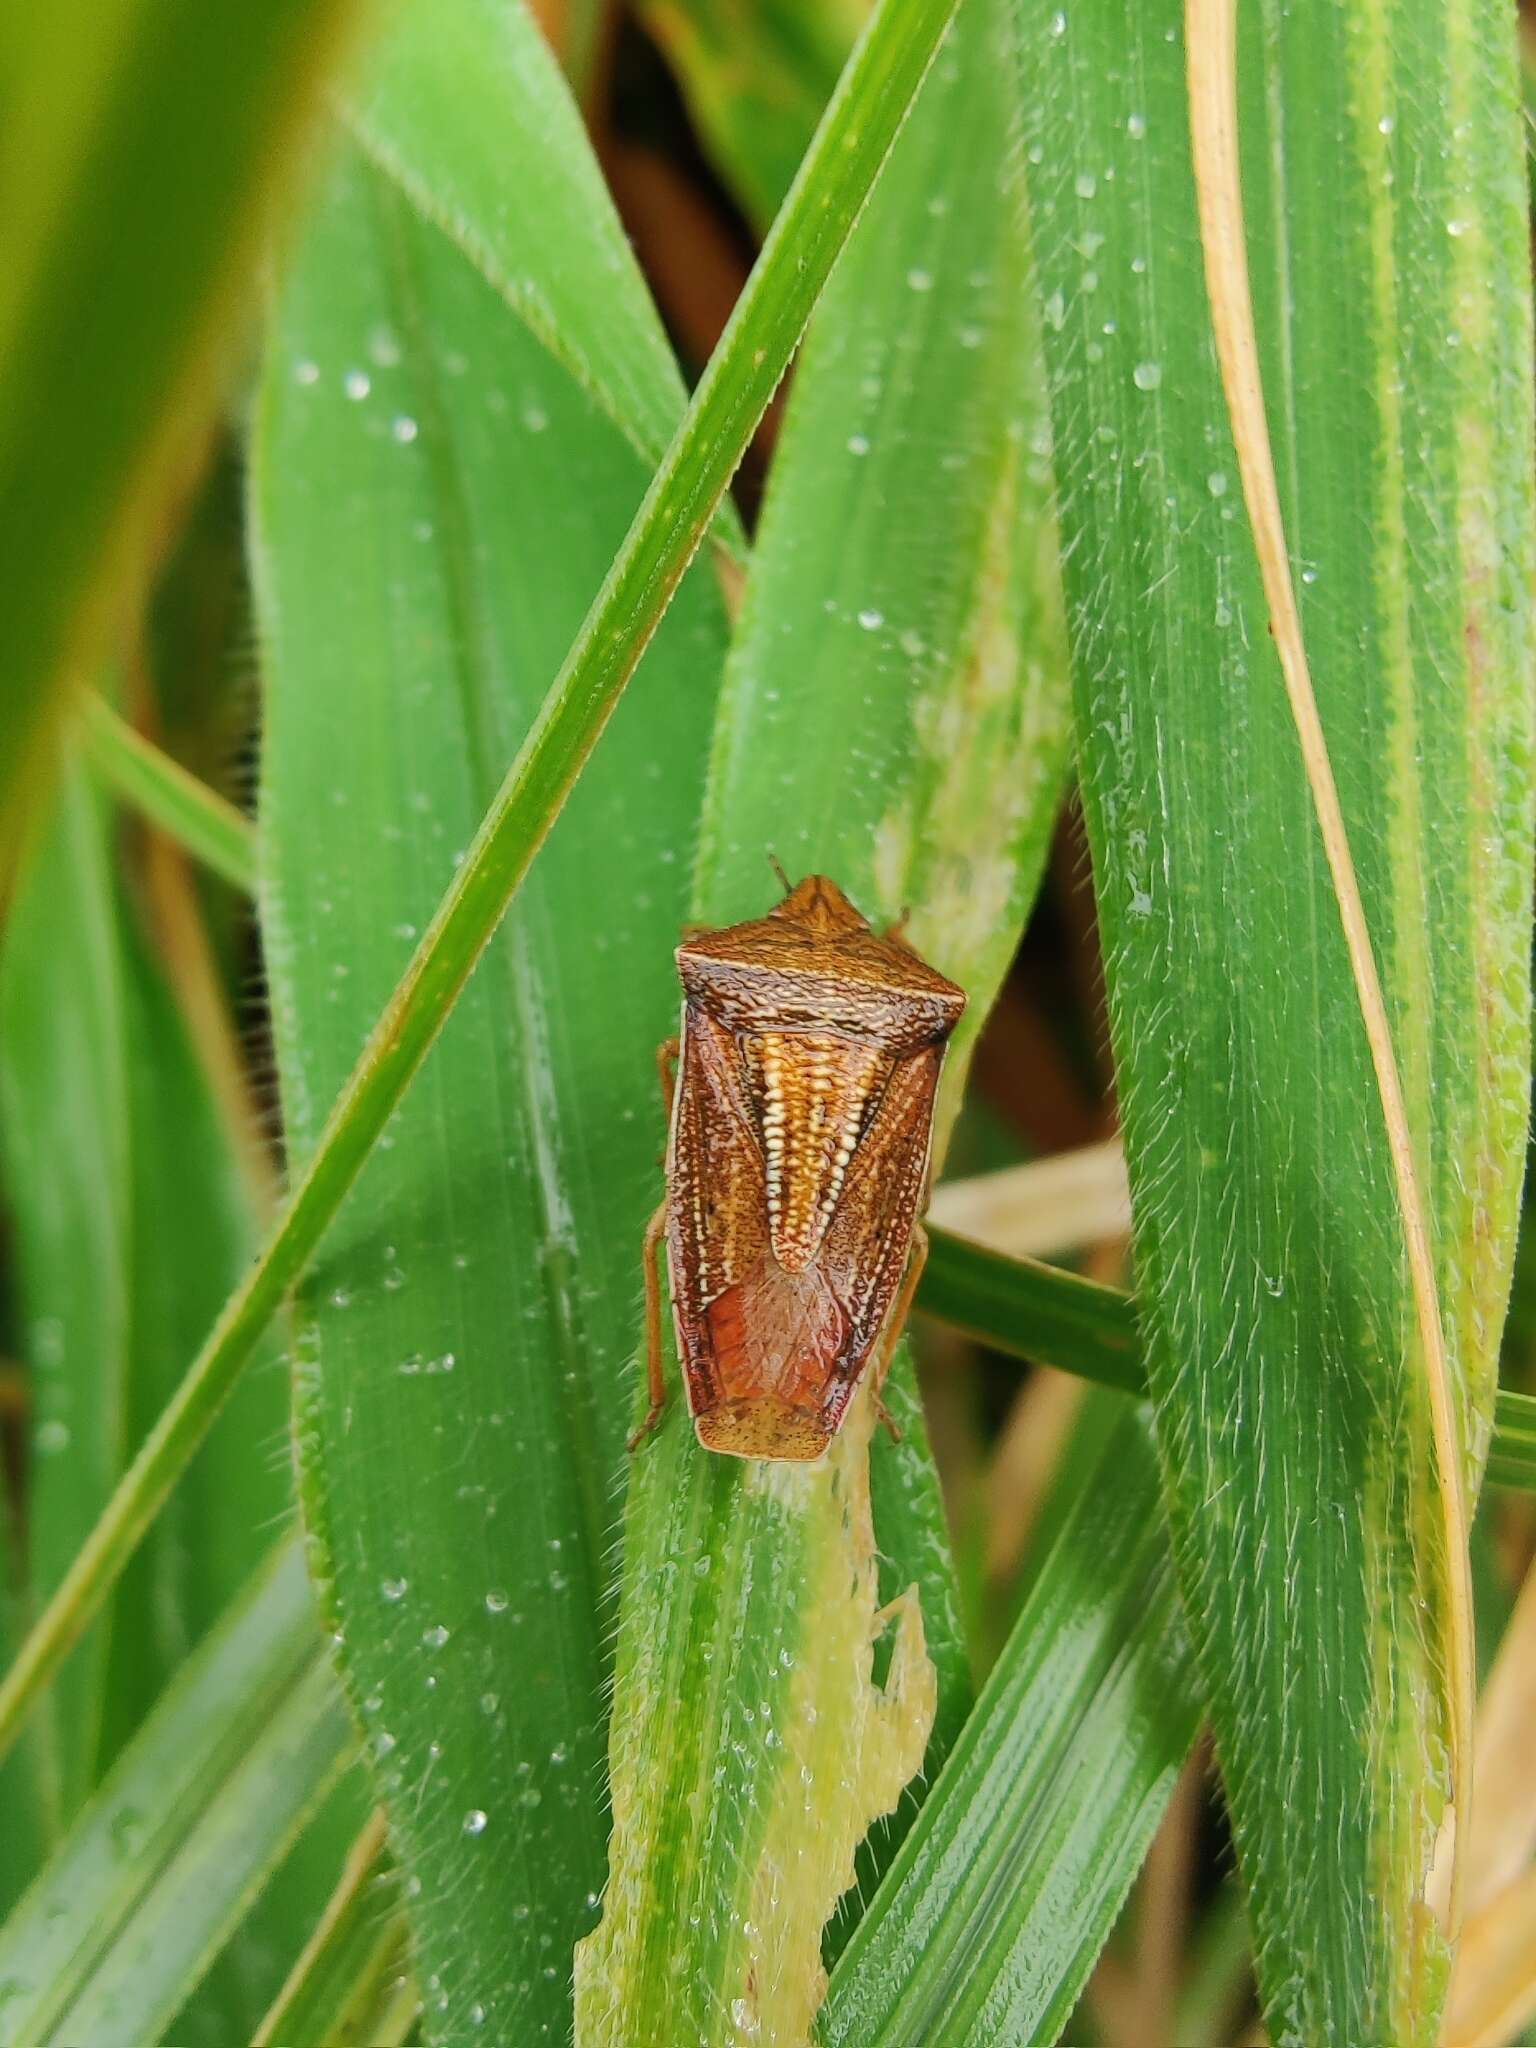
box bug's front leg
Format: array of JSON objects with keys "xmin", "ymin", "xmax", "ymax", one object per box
[
  {"xmin": 628, "ymin": 1201, "xmax": 671, "ymax": 1452},
  {"xmin": 871, "ymin": 1224, "xmax": 929, "ymax": 1444},
  {"xmin": 656, "ymin": 1036, "xmax": 680, "ymax": 1123}
]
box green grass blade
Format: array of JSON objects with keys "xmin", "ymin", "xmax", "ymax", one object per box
[
  {"xmin": 253, "ymin": 1815, "xmax": 414, "ymax": 2048},
  {"xmin": 0, "ymin": 1568, "xmax": 51, "ymax": 1922},
  {"xmin": 80, "ymin": 695, "xmax": 255, "ymax": 895},
  {"xmin": 254, "ymin": 123, "xmax": 727, "ymax": 2035},
  {"xmin": 0, "ymin": 743, "xmax": 290, "ymax": 1828},
  {"xmin": 0, "ymin": 0, "xmax": 358, "ymax": 866},
  {"xmin": 0, "ymin": 1540, "xmax": 353, "ymax": 2048},
  {"xmin": 342, "ymin": 0, "xmax": 736, "ymax": 528},
  {"xmin": 819, "ymin": 1406, "xmax": 1201, "ymax": 2046},
  {"xmin": 1489, "ymin": 1391, "xmax": 1536, "ymax": 1493},
  {"xmin": 1011, "ymin": 0, "xmax": 1535, "ymax": 2034},
  {"xmin": 920, "ymin": 1227, "xmax": 1141, "ymax": 1395},
  {"xmin": 0, "ymin": 755, "xmax": 131, "ymax": 1817},
  {"xmin": 920, "ymin": 1234, "xmax": 1536, "ymax": 1490},
  {"xmin": 577, "ymin": 0, "xmax": 1072, "ymax": 2033},
  {"xmin": 0, "ymin": 0, "xmax": 959, "ymax": 1775},
  {"xmin": 634, "ymin": 0, "xmax": 863, "ymax": 231}
]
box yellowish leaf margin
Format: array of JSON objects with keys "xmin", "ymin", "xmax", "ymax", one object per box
[{"xmin": 1183, "ymin": 0, "xmax": 1474, "ymax": 1953}]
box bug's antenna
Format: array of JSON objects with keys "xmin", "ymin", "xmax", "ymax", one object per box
[{"xmin": 766, "ymin": 851, "xmax": 793, "ymax": 896}]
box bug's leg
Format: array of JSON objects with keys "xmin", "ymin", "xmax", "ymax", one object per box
[
  {"xmin": 871, "ymin": 1225, "xmax": 928, "ymax": 1444},
  {"xmin": 654, "ymin": 1037, "xmax": 681, "ymax": 1167},
  {"xmin": 656, "ymin": 1036, "xmax": 680, "ymax": 1122},
  {"xmin": 629, "ymin": 1202, "xmax": 671, "ymax": 1452}
]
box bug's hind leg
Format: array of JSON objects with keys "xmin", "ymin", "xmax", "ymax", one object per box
[
  {"xmin": 628, "ymin": 1201, "xmax": 670, "ymax": 1452},
  {"xmin": 870, "ymin": 1225, "xmax": 928, "ymax": 1445}
]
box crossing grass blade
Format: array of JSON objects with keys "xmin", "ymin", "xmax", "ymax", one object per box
[
  {"xmin": 0, "ymin": 742, "xmax": 290, "ymax": 1828},
  {"xmin": 1010, "ymin": 0, "xmax": 1536, "ymax": 2034},
  {"xmin": 577, "ymin": 0, "xmax": 1074, "ymax": 2034},
  {"xmin": 79, "ymin": 696, "xmax": 255, "ymax": 896},
  {"xmin": 918, "ymin": 1232, "xmax": 1536, "ymax": 1490},
  {"xmin": 0, "ymin": 1541, "xmax": 353, "ymax": 2048},
  {"xmin": 252, "ymin": 1815, "xmax": 415, "ymax": 2048}
]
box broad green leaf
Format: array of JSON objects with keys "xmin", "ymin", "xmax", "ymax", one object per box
[
  {"xmin": 0, "ymin": 0, "xmax": 960, "ymax": 1774},
  {"xmin": 0, "ymin": 0, "xmax": 357, "ymax": 867},
  {"xmin": 819, "ymin": 1407, "xmax": 1201, "ymax": 2046},
  {"xmin": 577, "ymin": 0, "xmax": 1072, "ymax": 2033},
  {"xmin": 0, "ymin": 743, "xmax": 289, "ymax": 1828},
  {"xmin": 1011, "ymin": 0, "xmax": 1535, "ymax": 2036},
  {"xmin": 634, "ymin": 0, "xmax": 864, "ymax": 230},
  {"xmin": 343, "ymin": 0, "xmax": 740, "ymax": 543},
  {"xmin": 0, "ymin": 1541, "xmax": 353, "ymax": 2048},
  {"xmin": 254, "ymin": 124, "xmax": 728, "ymax": 2038}
]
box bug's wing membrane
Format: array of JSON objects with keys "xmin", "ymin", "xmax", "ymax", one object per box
[
  {"xmin": 816, "ymin": 1043, "xmax": 943, "ymax": 1424},
  {"xmin": 667, "ymin": 1008, "xmax": 941, "ymax": 1464},
  {"xmin": 667, "ymin": 1004, "xmax": 768, "ymax": 1322},
  {"xmin": 671, "ymin": 1006, "xmax": 839, "ymax": 1458}
]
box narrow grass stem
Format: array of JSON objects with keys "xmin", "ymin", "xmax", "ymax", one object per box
[{"xmin": 81, "ymin": 692, "xmax": 257, "ymax": 894}]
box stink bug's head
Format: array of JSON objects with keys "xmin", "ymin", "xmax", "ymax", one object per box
[
  {"xmin": 677, "ymin": 874, "xmax": 966, "ymax": 1052},
  {"xmin": 767, "ymin": 873, "xmax": 869, "ymax": 938}
]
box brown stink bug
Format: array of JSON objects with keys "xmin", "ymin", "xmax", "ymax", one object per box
[{"xmin": 631, "ymin": 872, "xmax": 965, "ymax": 1462}]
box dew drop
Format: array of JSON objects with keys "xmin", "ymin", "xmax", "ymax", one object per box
[
  {"xmin": 485, "ymin": 1589, "xmax": 509, "ymax": 1613},
  {"xmin": 846, "ymin": 433, "xmax": 870, "ymax": 456},
  {"xmin": 1132, "ymin": 360, "xmax": 1163, "ymax": 391},
  {"xmin": 463, "ymin": 1809, "xmax": 488, "ymax": 1836},
  {"xmin": 343, "ymin": 370, "xmax": 371, "ymax": 400},
  {"xmin": 381, "ymin": 1577, "xmax": 408, "ymax": 1602},
  {"xmin": 392, "ymin": 415, "xmax": 419, "ymax": 443},
  {"xmin": 906, "ymin": 267, "xmax": 933, "ymax": 293},
  {"xmin": 293, "ymin": 360, "xmax": 320, "ymax": 386}
]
